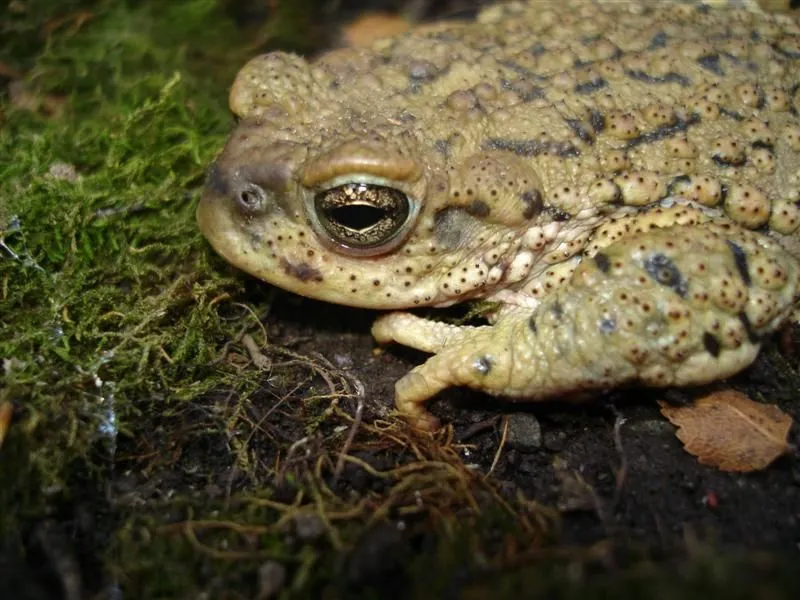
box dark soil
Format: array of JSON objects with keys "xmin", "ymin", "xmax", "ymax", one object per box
[{"xmin": 270, "ymin": 293, "xmax": 800, "ymax": 552}]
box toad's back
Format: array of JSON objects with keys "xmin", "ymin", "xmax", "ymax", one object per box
[
  {"xmin": 198, "ymin": 0, "xmax": 800, "ymax": 429},
  {"xmin": 232, "ymin": 0, "xmax": 800, "ymax": 231}
]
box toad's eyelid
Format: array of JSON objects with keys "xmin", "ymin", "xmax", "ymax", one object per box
[
  {"xmin": 300, "ymin": 142, "xmax": 423, "ymax": 187},
  {"xmin": 310, "ymin": 174, "xmax": 411, "ymax": 192}
]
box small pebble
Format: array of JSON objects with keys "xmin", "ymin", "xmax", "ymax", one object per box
[
  {"xmin": 506, "ymin": 412, "xmax": 542, "ymax": 451},
  {"xmin": 256, "ymin": 561, "xmax": 286, "ymax": 600}
]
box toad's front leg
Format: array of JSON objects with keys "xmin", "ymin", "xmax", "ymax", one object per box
[{"xmin": 373, "ymin": 224, "xmax": 799, "ymax": 430}]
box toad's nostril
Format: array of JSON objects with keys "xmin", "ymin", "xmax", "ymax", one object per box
[{"xmin": 236, "ymin": 183, "xmax": 268, "ymax": 212}]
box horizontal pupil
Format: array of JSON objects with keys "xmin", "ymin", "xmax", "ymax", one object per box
[
  {"xmin": 329, "ymin": 205, "xmax": 386, "ymax": 231},
  {"xmin": 312, "ymin": 182, "xmax": 414, "ymax": 253}
]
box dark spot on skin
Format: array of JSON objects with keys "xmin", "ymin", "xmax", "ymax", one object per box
[
  {"xmin": 248, "ymin": 231, "xmax": 263, "ymax": 248},
  {"xmin": 502, "ymin": 78, "xmax": 546, "ymax": 101},
  {"xmin": 697, "ymin": 54, "xmax": 725, "ymax": 76},
  {"xmin": 551, "ymin": 300, "xmax": 564, "ymax": 319},
  {"xmin": 529, "ymin": 43, "xmax": 547, "ymax": 56},
  {"xmin": 703, "ymin": 332, "xmax": 721, "ymax": 357},
  {"xmin": 720, "ymin": 51, "xmax": 744, "ymax": 66},
  {"xmin": 529, "ymin": 315, "xmax": 537, "ymax": 333},
  {"xmin": 497, "ymin": 59, "xmax": 539, "ymax": 78},
  {"xmin": 599, "ymin": 317, "xmax": 616, "ymax": 334},
  {"xmin": 750, "ymin": 30, "xmax": 761, "ymax": 42},
  {"xmin": 643, "ymin": 253, "xmax": 687, "ymax": 298},
  {"xmin": 771, "ymin": 42, "xmax": 800, "ymax": 60},
  {"xmin": 574, "ymin": 78, "xmax": 608, "ymax": 94},
  {"xmin": 565, "ymin": 119, "xmax": 595, "ymax": 144},
  {"xmin": 738, "ymin": 311, "xmax": 760, "ymax": 343},
  {"xmin": 594, "ymin": 252, "xmax": 611, "ymax": 273},
  {"xmin": 520, "ymin": 189, "xmax": 544, "ymax": 219},
  {"xmin": 649, "ymin": 31, "xmax": 668, "ymax": 49},
  {"xmin": 473, "ymin": 355, "xmax": 492, "ymax": 375},
  {"xmin": 755, "ymin": 91, "xmax": 767, "ymax": 110},
  {"xmin": 711, "ymin": 154, "xmax": 746, "ymax": 168},
  {"xmin": 727, "ymin": 240, "xmax": 751, "ymax": 286},
  {"xmin": 751, "ymin": 140, "xmax": 774, "ymax": 152},
  {"xmin": 719, "ymin": 108, "xmax": 744, "ymax": 121},
  {"xmin": 666, "ymin": 174, "xmax": 692, "ymax": 196},
  {"xmin": 484, "ymin": 138, "xmax": 580, "ymax": 158},
  {"xmin": 408, "ymin": 60, "xmax": 438, "ymax": 81},
  {"xmin": 434, "ymin": 139, "xmax": 451, "ymax": 159},
  {"xmin": 625, "ymin": 69, "xmax": 691, "ymax": 87},
  {"xmin": 544, "ymin": 205, "xmax": 571, "ymax": 222},
  {"xmin": 466, "ymin": 199, "xmax": 491, "ymax": 217},
  {"xmin": 433, "ymin": 207, "xmax": 466, "ymax": 249},
  {"xmin": 746, "ymin": 60, "xmax": 761, "ymax": 72},
  {"xmin": 589, "ymin": 109, "xmax": 606, "ymax": 133},
  {"xmin": 205, "ymin": 163, "xmax": 230, "ymax": 196},
  {"xmin": 280, "ymin": 258, "xmax": 323, "ymax": 283},
  {"xmin": 625, "ymin": 115, "xmax": 700, "ymax": 148}
]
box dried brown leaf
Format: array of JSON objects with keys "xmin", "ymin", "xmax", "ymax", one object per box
[
  {"xmin": 343, "ymin": 13, "xmax": 410, "ymax": 48},
  {"xmin": 0, "ymin": 402, "xmax": 12, "ymax": 449},
  {"xmin": 659, "ymin": 390, "xmax": 793, "ymax": 472}
]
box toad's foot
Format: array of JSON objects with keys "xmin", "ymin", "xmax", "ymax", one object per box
[
  {"xmin": 372, "ymin": 313, "xmax": 489, "ymax": 353},
  {"xmin": 372, "ymin": 314, "xmax": 491, "ymax": 429},
  {"xmin": 373, "ymin": 224, "xmax": 799, "ymax": 430}
]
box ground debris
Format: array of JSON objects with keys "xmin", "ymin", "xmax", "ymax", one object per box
[{"xmin": 256, "ymin": 560, "xmax": 286, "ymax": 600}]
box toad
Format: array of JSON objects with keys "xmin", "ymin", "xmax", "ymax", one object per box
[{"xmin": 198, "ymin": 0, "xmax": 800, "ymax": 430}]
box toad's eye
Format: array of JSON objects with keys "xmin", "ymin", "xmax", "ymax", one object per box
[{"xmin": 310, "ymin": 182, "xmax": 418, "ymax": 256}]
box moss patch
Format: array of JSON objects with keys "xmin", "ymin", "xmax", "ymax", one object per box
[{"xmin": 1, "ymin": 0, "xmax": 247, "ymax": 526}]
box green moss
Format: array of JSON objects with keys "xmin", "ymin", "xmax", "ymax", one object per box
[
  {"xmin": 0, "ymin": 0, "xmax": 257, "ymax": 535},
  {"xmin": 1, "ymin": 7, "xmax": 387, "ymax": 594}
]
